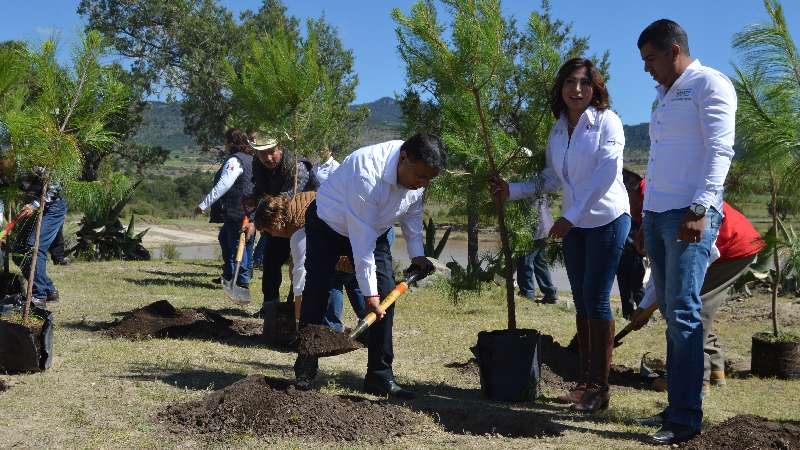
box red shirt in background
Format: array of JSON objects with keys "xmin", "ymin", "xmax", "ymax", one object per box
[{"xmin": 637, "ymin": 181, "xmax": 764, "ymax": 261}]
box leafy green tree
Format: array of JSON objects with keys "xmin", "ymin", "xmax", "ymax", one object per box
[
  {"xmin": 731, "ymin": 0, "xmax": 800, "ymax": 337},
  {"xmin": 79, "ymin": 0, "xmax": 367, "ymax": 155},
  {"xmin": 394, "ymin": 0, "xmax": 607, "ymax": 328},
  {"xmin": 2, "ymin": 31, "xmax": 128, "ymax": 319}
]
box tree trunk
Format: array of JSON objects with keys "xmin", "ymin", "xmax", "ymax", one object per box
[
  {"xmin": 467, "ymin": 181, "xmax": 479, "ymax": 272},
  {"xmin": 472, "ymin": 88, "xmax": 516, "ymax": 330},
  {"xmin": 771, "ymin": 182, "xmax": 780, "ymax": 337},
  {"xmin": 23, "ymin": 179, "xmax": 48, "ymax": 323}
]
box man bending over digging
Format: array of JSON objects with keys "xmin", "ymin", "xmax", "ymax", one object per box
[{"xmin": 293, "ymin": 133, "xmax": 446, "ymax": 398}]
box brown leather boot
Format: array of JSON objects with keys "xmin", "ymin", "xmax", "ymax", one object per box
[
  {"xmin": 558, "ymin": 316, "xmax": 590, "ymax": 403},
  {"xmin": 573, "ymin": 319, "xmax": 614, "ymax": 412}
]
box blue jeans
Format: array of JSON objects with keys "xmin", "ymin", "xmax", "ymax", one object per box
[
  {"xmin": 321, "ymin": 228, "xmax": 394, "ymax": 331},
  {"xmin": 13, "ymin": 198, "xmax": 67, "ymax": 298},
  {"xmin": 323, "ymin": 271, "xmax": 365, "ymax": 332},
  {"xmin": 218, "ymin": 220, "xmax": 254, "ymax": 286},
  {"xmin": 516, "ymin": 243, "xmax": 558, "ymax": 300},
  {"xmin": 643, "ymin": 207, "xmax": 721, "ymax": 432},
  {"xmin": 563, "ymin": 213, "xmax": 630, "ymax": 320}
]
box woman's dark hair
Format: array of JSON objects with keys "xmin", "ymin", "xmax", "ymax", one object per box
[
  {"xmin": 224, "ymin": 128, "xmax": 251, "ymax": 154},
  {"xmin": 637, "ymin": 19, "xmax": 690, "ymax": 55},
  {"xmin": 549, "ymin": 58, "xmax": 610, "ymax": 119},
  {"xmin": 400, "ymin": 133, "xmax": 448, "ymax": 170}
]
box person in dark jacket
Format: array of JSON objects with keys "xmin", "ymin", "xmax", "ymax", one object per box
[
  {"xmin": 195, "ymin": 128, "xmax": 255, "ymax": 293},
  {"xmin": 244, "ymin": 132, "xmax": 314, "ymax": 314}
]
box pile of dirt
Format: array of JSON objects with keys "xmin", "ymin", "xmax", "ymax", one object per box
[
  {"xmin": 162, "ymin": 375, "xmax": 423, "ymax": 441},
  {"xmin": 681, "ymin": 415, "xmax": 800, "ymax": 450},
  {"xmin": 106, "ymin": 300, "xmax": 261, "ymax": 341},
  {"xmin": 296, "ymin": 324, "xmax": 363, "ymax": 358}
]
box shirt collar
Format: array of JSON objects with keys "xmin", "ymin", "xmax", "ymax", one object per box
[
  {"xmin": 656, "ymin": 59, "xmax": 701, "ymax": 97},
  {"xmin": 560, "ymin": 105, "xmax": 599, "ymax": 127},
  {"xmin": 381, "ymin": 143, "xmax": 402, "ymax": 186}
]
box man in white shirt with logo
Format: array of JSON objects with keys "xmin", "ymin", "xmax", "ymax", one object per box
[
  {"xmin": 632, "ymin": 19, "xmax": 736, "ymax": 445},
  {"xmin": 294, "ymin": 133, "xmax": 445, "ymax": 399}
]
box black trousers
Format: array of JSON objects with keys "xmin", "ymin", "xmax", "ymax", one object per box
[
  {"xmin": 261, "ymin": 233, "xmax": 291, "ymax": 303},
  {"xmin": 617, "ymin": 249, "xmax": 646, "ymax": 319},
  {"xmin": 301, "ymin": 201, "xmax": 396, "ymax": 382}
]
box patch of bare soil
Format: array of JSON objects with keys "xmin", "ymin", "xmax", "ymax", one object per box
[
  {"xmin": 681, "ymin": 415, "xmax": 800, "ymax": 450},
  {"xmin": 717, "ymin": 296, "xmax": 800, "ymax": 326},
  {"xmin": 161, "ymin": 375, "xmax": 423, "ymax": 442},
  {"xmin": 296, "ymin": 324, "xmax": 363, "ymax": 358},
  {"xmin": 105, "ymin": 300, "xmax": 262, "ymax": 341}
]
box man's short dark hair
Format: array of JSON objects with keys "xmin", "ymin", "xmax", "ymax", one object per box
[
  {"xmin": 637, "ymin": 19, "xmax": 690, "ymax": 55},
  {"xmin": 401, "ymin": 133, "xmax": 448, "ymax": 170}
]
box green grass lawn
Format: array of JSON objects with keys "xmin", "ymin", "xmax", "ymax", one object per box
[{"xmin": 1, "ymin": 258, "xmax": 798, "ymax": 448}]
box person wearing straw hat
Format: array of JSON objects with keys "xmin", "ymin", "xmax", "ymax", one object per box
[{"xmin": 246, "ymin": 132, "xmax": 316, "ymax": 316}]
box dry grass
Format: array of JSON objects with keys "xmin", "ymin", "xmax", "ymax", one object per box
[{"xmin": 0, "ymin": 258, "xmax": 799, "ymax": 449}]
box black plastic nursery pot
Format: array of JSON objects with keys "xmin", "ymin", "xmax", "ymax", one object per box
[
  {"xmin": 473, "ymin": 328, "xmax": 541, "ymax": 402},
  {"xmin": 751, "ymin": 332, "xmax": 800, "ymax": 379},
  {"xmin": 262, "ymin": 301, "xmax": 297, "ymax": 346},
  {"xmin": 0, "ymin": 304, "xmax": 54, "ymax": 373}
]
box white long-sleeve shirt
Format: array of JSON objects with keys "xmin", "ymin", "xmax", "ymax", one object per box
[
  {"xmin": 316, "ymin": 140, "xmax": 425, "ymax": 297},
  {"xmin": 197, "ymin": 156, "xmax": 244, "ymax": 211},
  {"xmin": 509, "ymin": 106, "xmax": 629, "ymax": 228},
  {"xmin": 644, "ymin": 59, "xmax": 737, "ymax": 214},
  {"xmin": 312, "ymin": 156, "xmax": 340, "ymax": 185},
  {"xmin": 289, "ymin": 228, "xmax": 306, "ymax": 296}
]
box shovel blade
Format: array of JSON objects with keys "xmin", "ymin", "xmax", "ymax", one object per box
[{"xmin": 223, "ymin": 280, "xmax": 251, "ymax": 305}]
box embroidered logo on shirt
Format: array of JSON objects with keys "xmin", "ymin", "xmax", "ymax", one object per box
[{"xmin": 672, "ymin": 88, "xmax": 693, "ymax": 101}]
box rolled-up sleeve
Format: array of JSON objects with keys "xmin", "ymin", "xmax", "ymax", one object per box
[
  {"xmin": 562, "ymin": 115, "xmax": 625, "ymax": 225},
  {"xmin": 345, "ymin": 176, "xmax": 381, "ymax": 297},
  {"xmin": 400, "ymin": 195, "xmax": 425, "ymax": 259},
  {"xmin": 692, "ymin": 74, "xmax": 737, "ymax": 209}
]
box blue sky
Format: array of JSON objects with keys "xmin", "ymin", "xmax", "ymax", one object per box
[{"xmin": 2, "ymin": 1, "xmax": 798, "ymax": 125}]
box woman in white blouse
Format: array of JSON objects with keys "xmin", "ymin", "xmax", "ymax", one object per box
[{"xmin": 491, "ymin": 57, "xmax": 630, "ymax": 412}]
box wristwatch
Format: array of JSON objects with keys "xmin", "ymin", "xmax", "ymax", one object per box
[{"xmin": 689, "ymin": 203, "xmax": 707, "ymax": 217}]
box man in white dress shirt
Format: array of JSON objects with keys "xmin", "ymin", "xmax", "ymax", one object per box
[
  {"xmin": 632, "ymin": 19, "xmax": 737, "ymax": 445},
  {"xmin": 294, "ymin": 133, "xmax": 445, "ymax": 398}
]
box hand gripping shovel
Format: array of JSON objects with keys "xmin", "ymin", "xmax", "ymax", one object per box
[
  {"xmin": 223, "ymin": 216, "xmax": 251, "ymax": 306},
  {"xmin": 296, "ymin": 269, "xmax": 429, "ymax": 358}
]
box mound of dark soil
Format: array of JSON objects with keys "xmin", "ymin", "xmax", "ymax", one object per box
[
  {"xmin": 162, "ymin": 375, "xmax": 423, "ymax": 441},
  {"xmin": 106, "ymin": 300, "xmax": 261, "ymax": 341},
  {"xmin": 296, "ymin": 324, "xmax": 363, "ymax": 358},
  {"xmin": 681, "ymin": 415, "xmax": 800, "ymax": 450}
]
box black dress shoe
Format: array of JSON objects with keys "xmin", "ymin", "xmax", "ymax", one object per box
[
  {"xmin": 647, "ymin": 424, "xmax": 699, "ymax": 445},
  {"xmin": 363, "ymin": 379, "xmax": 416, "ymax": 399},
  {"xmin": 632, "ymin": 411, "xmax": 666, "ymax": 427},
  {"xmin": 46, "ymin": 291, "xmax": 60, "ymax": 304}
]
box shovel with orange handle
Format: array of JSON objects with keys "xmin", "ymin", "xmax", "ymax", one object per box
[{"xmin": 223, "ymin": 216, "xmax": 251, "ymax": 305}]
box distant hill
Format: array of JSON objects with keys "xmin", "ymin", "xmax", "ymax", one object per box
[{"xmin": 132, "ymin": 97, "xmax": 649, "ymax": 170}]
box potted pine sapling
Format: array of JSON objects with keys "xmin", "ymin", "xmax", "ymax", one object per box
[
  {"xmin": 394, "ymin": 0, "xmax": 547, "ymax": 401},
  {"xmin": 732, "ymin": 0, "xmax": 800, "ymax": 379},
  {"xmin": 0, "ymin": 31, "xmax": 127, "ymax": 372}
]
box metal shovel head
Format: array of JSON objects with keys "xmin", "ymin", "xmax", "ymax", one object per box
[{"xmin": 223, "ymin": 279, "xmax": 251, "ymax": 305}]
